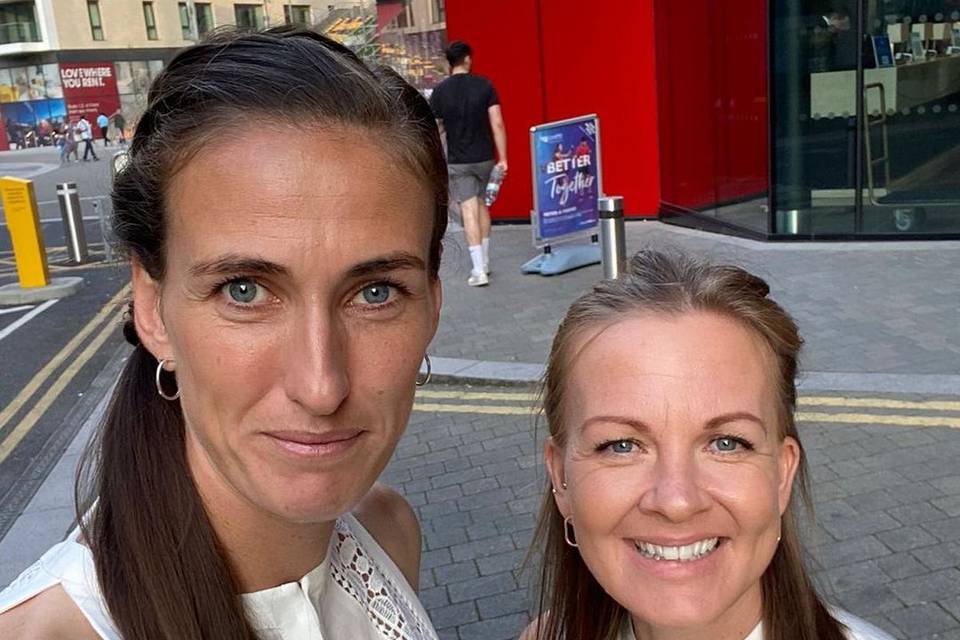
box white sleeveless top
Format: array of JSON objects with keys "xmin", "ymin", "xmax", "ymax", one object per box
[
  {"xmin": 618, "ymin": 608, "xmax": 895, "ymax": 640},
  {"xmin": 0, "ymin": 513, "xmax": 438, "ymax": 640}
]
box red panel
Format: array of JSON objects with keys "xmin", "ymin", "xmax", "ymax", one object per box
[
  {"xmin": 655, "ymin": 0, "xmax": 768, "ymax": 211},
  {"xmin": 538, "ymin": 0, "xmax": 660, "ymax": 217},
  {"xmin": 60, "ymin": 62, "xmax": 120, "ymax": 137},
  {"xmin": 445, "ymin": 0, "xmax": 544, "ymax": 221}
]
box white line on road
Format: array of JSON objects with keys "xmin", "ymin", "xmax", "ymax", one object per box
[
  {"xmin": 0, "ymin": 299, "xmax": 58, "ymax": 342},
  {"xmin": 0, "ymin": 305, "xmax": 34, "ymax": 316}
]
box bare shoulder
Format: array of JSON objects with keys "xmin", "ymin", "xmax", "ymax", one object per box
[
  {"xmin": 519, "ymin": 613, "xmax": 547, "ymax": 640},
  {"xmin": 353, "ymin": 482, "xmax": 423, "ymax": 591},
  {"xmin": 0, "ymin": 585, "xmax": 100, "ymax": 639}
]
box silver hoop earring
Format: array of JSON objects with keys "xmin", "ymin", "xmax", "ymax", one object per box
[
  {"xmin": 415, "ymin": 354, "xmax": 432, "ymax": 387},
  {"xmin": 155, "ymin": 358, "xmax": 180, "ymax": 401},
  {"xmin": 563, "ymin": 516, "xmax": 578, "ymax": 547}
]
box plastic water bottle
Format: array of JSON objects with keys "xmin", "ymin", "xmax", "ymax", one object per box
[{"xmin": 484, "ymin": 165, "xmax": 505, "ymax": 206}]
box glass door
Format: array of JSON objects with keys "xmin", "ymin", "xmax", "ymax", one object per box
[{"xmin": 861, "ymin": 0, "xmax": 960, "ymax": 234}]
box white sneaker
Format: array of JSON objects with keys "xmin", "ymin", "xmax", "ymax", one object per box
[
  {"xmin": 467, "ymin": 272, "xmax": 489, "ymax": 287},
  {"xmin": 484, "ymin": 264, "xmax": 491, "ymax": 275}
]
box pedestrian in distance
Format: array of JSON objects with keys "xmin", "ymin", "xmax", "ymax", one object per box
[
  {"xmin": 63, "ymin": 121, "xmax": 79, "ymax": 162},
  {"xmin": 0, "ymin": 26, "xmax": 448, "ymax": 640},
  {"xmin": 112, "ymin": 111, "xmax": 126, "ymax": 146},
  {"xmin": 429, "ymin": 40, "xmax": 507, "ymax": 287},
  {"xmin": 522, "ymin": 250, "xmax": 895, "ymax": 640},
  {"xmin": 77, "ymin": 114, "xmax": 99, "ymax": 161},
  {"xmin": 97, "ymin": 112, "xmax": 110, "ymax": 147}
]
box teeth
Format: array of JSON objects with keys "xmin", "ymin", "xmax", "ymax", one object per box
[{"xmin": 634, "ymin": 537, "xmax": 719, "ymax": 562}]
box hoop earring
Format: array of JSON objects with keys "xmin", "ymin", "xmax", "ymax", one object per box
[
  {"xmin": 415, "ymin": 354, "xmax": 432, "ymax": 387},
  {"xmin": 155, "ymin": 358, "xmax": 180, "ymax": 401},
  {"xmin": 563, "ymin": 516, "xmax": 578, "ymax": 547}
]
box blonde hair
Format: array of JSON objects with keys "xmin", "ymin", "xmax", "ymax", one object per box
[{"xmin": 530, "ymin": 250, "xmax": 846, "ymax": 640}]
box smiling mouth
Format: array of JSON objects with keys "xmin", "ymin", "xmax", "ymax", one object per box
[{"xmin": 633, "ymin": 537, "xmax": 721, "ymax": 562}]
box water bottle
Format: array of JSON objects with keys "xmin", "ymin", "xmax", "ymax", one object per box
[{"xmin": 484, "ymin": 165, "xmax": 505, "ymax": 206}]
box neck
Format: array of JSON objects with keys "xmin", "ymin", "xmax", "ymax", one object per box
[
  {"xmin": 451, "ymin": 65, "xmax": 469, "ymax": 75},
  {"xmin": 186, "ymin": 434, "xmax": 334, "ymax": 593}
]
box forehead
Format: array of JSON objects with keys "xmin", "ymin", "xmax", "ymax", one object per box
[
  {"xmin": 164, "ymin": 126, "xmax": 434, "ymax": 274},
  {"xmin": 563, "ymin": 311, "xmax": 779, "ymax": 427}
]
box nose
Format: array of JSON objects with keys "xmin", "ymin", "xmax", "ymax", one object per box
[
  {"xmin": 282, "ymin": 311, "xmax": 350, "ymax": 416},
  {"xmin": 637, "ymin": 451, "xmax": 712, "ymax": 523}
]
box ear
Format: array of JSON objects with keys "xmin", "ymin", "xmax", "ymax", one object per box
[
  {"xmin": 777, "ymin": 436, "xmax": 801, "ymax": 515},
  {"xmin": 131, "ymin": 258, "xmax": 171, "ymax": 361},
  {"xmin": 544, "ymin": 437, "xmax": 570, "ymax": 516}
]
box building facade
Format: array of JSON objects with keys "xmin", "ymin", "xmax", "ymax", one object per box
[
  {"xmin": 0, "ymin": 0, "xmax": 337, "ymax": 148},
  {"xmin": 447, "ymin": 0, "xmax": 960, "ymax": 239}
]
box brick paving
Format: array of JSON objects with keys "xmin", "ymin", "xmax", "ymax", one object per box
[
  {"xmin": 391, "ymin": 386, "xmax": 960, "ymax": 640},
  {"xmin": 433, "ymin": 221, "xmax": 960, "ymax": 376}
]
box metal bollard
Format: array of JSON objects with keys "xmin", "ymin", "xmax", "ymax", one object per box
[
  {"xmin": 598, "ymin": 195, "xmax": 626, "ymax": 279},
  {"xmin": 56, "ymin": 182, "xmax": 88, "ymax": 264}
]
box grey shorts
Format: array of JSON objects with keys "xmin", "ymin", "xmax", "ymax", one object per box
[{"xmin": 449, "ymin": 160, "xmax": 495, "ymax": 204}]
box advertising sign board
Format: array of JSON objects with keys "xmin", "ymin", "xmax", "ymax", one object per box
[{"xmin": 529, "ymin": 114, "xmax": 602, "ymax": 246}]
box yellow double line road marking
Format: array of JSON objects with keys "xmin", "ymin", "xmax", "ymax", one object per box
[
  {"xmin": 0, "ymin": 284, "xmax": 129, "ymax": 465},
  {"xmin": 413, "ymin": 390, "xmax": 960, "ymax": 429}
]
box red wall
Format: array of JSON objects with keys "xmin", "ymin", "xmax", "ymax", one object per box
[
  {"xmin": 655, "ymin": 0, "xmax": 768, "ymax": 211},
  {"xmin": 445, "ymin": 0, "xmax": 660, "ymax": 220}
]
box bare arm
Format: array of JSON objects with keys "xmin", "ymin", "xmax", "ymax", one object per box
[
  {"xmin": 354, "ymin": 482, "xmax": 423, "ymax": 591},
  {"xmin": 435, "ymin": 119, "xmax": 447, "ymax": 158},
  {"xmin": 0, "ymin": 585, "xmax": 100, "ymax": 639},
  {"xmin": 488, "ymin": 104, "xmax": 507, "ymax": 171}
]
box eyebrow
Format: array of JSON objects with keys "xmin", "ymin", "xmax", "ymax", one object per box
[
  {"xmin": 345, "ymin": 252, "xmax": 427, "ymax": 279},
  {"xmin": 189, "ymin": 255, "xmax": 288, "ymax": 279},
  {"xmin": 581, "ymin": 412, "xmax": 767, "ymax": 435},
  {"xmin": 188, "ymin": 251, "xmax": 426, "ymax": 280}
]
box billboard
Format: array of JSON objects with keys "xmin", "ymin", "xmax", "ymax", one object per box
[
  {"xmin": 529, "ymin": 114, "xmax": 602, "ymax": 245},
  {"xmin": 60, "ymin": 62, "xmax": 120, "ymax": 135}
]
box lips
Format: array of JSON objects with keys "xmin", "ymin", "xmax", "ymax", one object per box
[
  {"xmin": 266, "ymin": 430, "xmax": 361, "ymax": 445},
  {"xmin": 262, "ymin": 429, "xmax": 364, "ymax": 458},
  {"xmin": 634, "ymin": 537, "xmax": 721, "ymax": 562}
]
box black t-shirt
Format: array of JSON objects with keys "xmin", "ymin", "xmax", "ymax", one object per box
[{"xmin": 429, "ymin": 74, "xmax": 499, "ymax": 164}]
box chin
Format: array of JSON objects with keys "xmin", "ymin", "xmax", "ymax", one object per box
[{"xmin": 263, "ymin": 474, "xmax": 372, "ymax": 524}]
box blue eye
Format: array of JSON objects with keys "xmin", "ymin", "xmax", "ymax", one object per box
[
  {"xmin": 225, "ymin": 279, "xmax": 260, "ymax": 304},
  {"xmin": 359, "ymin": 283, "xmax": 393, "ymax": 305},
  {"xmin": 713, "ymin": 437, "xmax": 751, "ymax": 453},
  {"xmin": 607, "ymin": 440, "xmax": 635, "ymax": 454}
]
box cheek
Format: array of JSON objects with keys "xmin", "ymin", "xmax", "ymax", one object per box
[
  {"xmin": 704, "ymin": 464, "xmax": 782, "ymax": 531},
  {"xmin": 567, "ymin": 464, "xmax": 641, "ymax": 534}
]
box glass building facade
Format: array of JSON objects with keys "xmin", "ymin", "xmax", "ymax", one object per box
[{"xmin": 659, "ymin": 0, "xmax": 960, "ymax": 239}]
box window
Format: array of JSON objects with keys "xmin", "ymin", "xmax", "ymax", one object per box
[
  {"xmin": 143, "ymin": 2, "xmax": 158, "ymax": 40},
  {"xmin": 0, "ymin": 2, "xmax": 40, "ymax": 44},
  {"xmin": 87, "ymin": 0, "xmax": 104, "ymax": 41},
  {"xmin": 284, "ymin": 5, "xmax": 311, "ymax": 27},
  {"xmin": 432, "ymin": 0, "xmax": 445, "ymax": 23},
  {"xmin": 234, "ymin": 4, "xmax": 265, "ymax": 30},
  {"xmin": 196, "ymin": 2, "xmax": 214, "ymax": 36},
  {"xmin": 394, "ymin": 1, "xmax": 414, "ymax": 28},
  {"xmin": 178, "ymin": 2, "xmax": 192, "ymax": 39}
]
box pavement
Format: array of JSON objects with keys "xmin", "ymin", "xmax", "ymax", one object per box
[{"xmin": 1, "ymin": 188, "xmax": 960, "ymax": 639}]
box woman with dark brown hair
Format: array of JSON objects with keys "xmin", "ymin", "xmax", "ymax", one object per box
[
  {"xmin": 523, "ymin": 251, "xmax": 894, "ymax": 640},
  {"xmin": 0, "ymin": 27, "xmax": 446, "ymax": 639}
]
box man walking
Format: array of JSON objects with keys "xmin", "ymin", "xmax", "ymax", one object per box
[
  {"xmin": 76, "ymin": 115, "xmax": 98, "ymax": 161},
  {"xmin": 96, "ymin": 112, "xmax": 110, "ymax": 146},
  {"xmin": 430, "ymin": 40, "xmax": 507, "ymax": 287}
]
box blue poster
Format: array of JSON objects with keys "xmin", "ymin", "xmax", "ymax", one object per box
[{"xmin": 530, "ymin": 115, "xmax": 601, "ymax": 244}]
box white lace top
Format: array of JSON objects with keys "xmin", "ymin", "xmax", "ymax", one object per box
[{"xmin": 0, "ymin": 513, "xmax": 438, "ymax": 640}]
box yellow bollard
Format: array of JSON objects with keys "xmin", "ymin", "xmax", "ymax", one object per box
[{"xmin": 0, "ymin": 176, "xmax": 49, "ymax": 288}]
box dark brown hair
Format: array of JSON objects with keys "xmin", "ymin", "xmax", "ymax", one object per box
[
  {"xmin": 530, "ymin": 250, "xmax": 847, "ymax": 640},
  {"xmin": 76, "ymin": 27, "xmax": 447, "ymax": 639}
]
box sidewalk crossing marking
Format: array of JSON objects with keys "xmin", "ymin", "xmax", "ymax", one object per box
[
  {"xmin": 416, "ymin": 390, "xmax": 960, "ymax": 413},
  {"xmin": 0, "ymin": 307, "xmax": 124, "ymax": 464},
  {"xmin": 414, "ymin": 390, "xmax": 960, "ymax": 430},
  {"xmin": 0, "ymin": 284, "xmax": 128, "ymax": 443}
]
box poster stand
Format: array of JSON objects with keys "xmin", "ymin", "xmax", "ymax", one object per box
[
  {"xmin": 523, "ymin": 114, "xmax": 603, "ymax": 277},
  {"xmin": 520, "ymin": 234, "xmax": 600, "ymax": 275}
]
